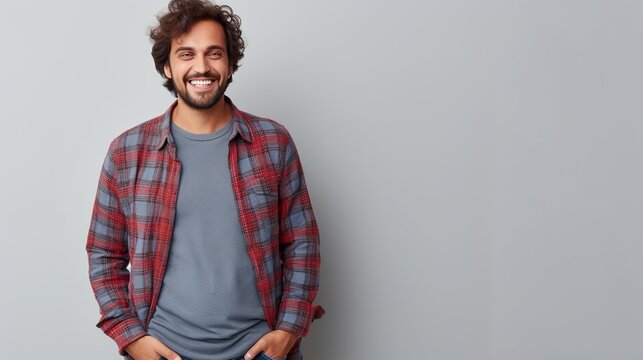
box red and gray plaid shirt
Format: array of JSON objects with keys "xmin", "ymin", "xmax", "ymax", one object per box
[{"xmin": 85, "ymin": 97, "xmax": 324, "ymax": 359}]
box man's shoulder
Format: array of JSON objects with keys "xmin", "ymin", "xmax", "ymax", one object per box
[
  {"xmin": 107, "ymin": 113, "xmax": 165, "ymax": 154},
  {"xmin": 236, "ymin": 108, "xmax": 293, "ymax": 143}
]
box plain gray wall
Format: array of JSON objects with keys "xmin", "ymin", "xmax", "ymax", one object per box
[{"xmin": 0, "ymin": 0, "xmax": 641, "ymax": 359}]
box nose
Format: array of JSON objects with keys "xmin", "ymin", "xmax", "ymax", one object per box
[{"xmin": 194, "ymin": 54, "xmax": 209, "ymax": 74}]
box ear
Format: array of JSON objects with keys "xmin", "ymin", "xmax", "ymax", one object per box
[{"xmin": 164, "ymin": 63, "xmax": 172, "ymax": 79}]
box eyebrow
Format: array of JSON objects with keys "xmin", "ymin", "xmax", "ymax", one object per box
[{"xmin": 174, "ymin": 45, "xmax": 225, "ymax": 54}]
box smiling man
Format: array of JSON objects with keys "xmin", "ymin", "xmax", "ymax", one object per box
[{"xmin": 85, "ymin": 1, "xmax": 324, "ymax": 360}]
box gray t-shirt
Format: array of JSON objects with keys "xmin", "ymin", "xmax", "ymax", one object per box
[{"xmin": 147, "ymin": 117, "xmax": 271, "ymax": 360}]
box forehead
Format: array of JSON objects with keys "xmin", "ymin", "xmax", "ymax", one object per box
[{"xmin": 172, "ymin": 19, "xmax": 227, "ymax": 50}]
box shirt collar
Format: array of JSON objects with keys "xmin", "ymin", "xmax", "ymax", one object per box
[{"xmin": 152, "ymin": 96, "xmax": 253, "ymax": 151}]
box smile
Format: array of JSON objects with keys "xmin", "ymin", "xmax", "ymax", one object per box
[
  {"xmin": 188, "ymin": 79, "xmax": 217, "ymax": 91},
  {"xmin": 190, "ymin": 79, "xmax": 213, "ymax": 86}
]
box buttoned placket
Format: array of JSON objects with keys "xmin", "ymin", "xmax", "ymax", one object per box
[{"xmin": 144, "ymin": 135, "xmax": 182, "ymax": 331}]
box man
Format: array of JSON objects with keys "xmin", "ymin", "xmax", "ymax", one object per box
[{"xmin": 85, "ymin": 1, "xmax": 324, "ymax": 359}]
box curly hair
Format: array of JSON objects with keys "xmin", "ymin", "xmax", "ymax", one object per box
[{"xmin": 148, "ymin": 0, "xmax": 245, "ymax": 96}]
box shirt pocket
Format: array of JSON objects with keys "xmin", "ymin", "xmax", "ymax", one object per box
[
  {"xmin": 246, "ymin": 181, "xmax": 280, "ymax": 245},
  {"xmin": 248, "ymin": 182, "xmax": 278, "ymax": 209}
]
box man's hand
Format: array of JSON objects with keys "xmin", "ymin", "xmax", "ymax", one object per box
[
  {"xmin": 124, "ymin": 335, "xmax": 182, "ymax": 360},
  {"xmin": 244, "ymin": 330, "xmax": 298, "ymax": 360}
]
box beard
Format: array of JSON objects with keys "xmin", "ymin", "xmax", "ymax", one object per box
[{"xmin": 174, "ymin": 72, "xmax": 229, "ymax": 110}]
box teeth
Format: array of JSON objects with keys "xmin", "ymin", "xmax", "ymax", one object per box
[{"xmin": 190, "ymin": 80, "xmax": 213, "ymax": 86}]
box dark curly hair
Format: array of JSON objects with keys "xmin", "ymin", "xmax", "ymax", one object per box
[{"xmin": 148, "ymin": 0, "xmax": 245, "ymax": 96}]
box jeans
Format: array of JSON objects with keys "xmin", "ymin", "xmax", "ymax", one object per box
[{"xmin": 159, "ymin": 352, "xmax": 282, "ymax": 360}]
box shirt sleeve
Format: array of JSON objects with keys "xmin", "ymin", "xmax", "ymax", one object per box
[
  {"xmin": 275, "ymin": 130, "xmax": 326, "ymax": 338},
  {"xmin": 85, "ymin": 141, "xmax": 147, "ymax": 356}
]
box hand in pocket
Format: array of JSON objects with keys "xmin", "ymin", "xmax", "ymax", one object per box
[{"xmin": 124, "ymin": 335, "xmax": 182, "ymax": 360}]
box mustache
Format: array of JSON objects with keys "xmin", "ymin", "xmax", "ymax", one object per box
[{"xmin": 185, "ymin": 71, "xmax": 220, "ymax": 81}]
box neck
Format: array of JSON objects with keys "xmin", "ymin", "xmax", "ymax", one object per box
[{"xmin": 171, "ymin": 96, "xmax": 232, "ymax": 134}]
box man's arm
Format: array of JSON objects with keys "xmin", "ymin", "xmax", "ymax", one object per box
[
  {"xmin": 245, "ymin": 130, "xmax": 324, "ymax": 360},
  {"xmin": 275, "ymin": 130, "xmax": 323, "ymax": 339},
  {"xmin": 85, "ymin": 141, "xmax": 147, "ymax": 356}
]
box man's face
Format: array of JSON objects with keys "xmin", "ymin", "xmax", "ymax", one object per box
[{"xmin": 164, "ymin": 19, "xmax": 232, "ymax": 109}]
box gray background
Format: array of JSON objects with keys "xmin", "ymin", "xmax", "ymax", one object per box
[{"xmin": 0, "ymin": 0, "xmax": 641, "ymax": 359}]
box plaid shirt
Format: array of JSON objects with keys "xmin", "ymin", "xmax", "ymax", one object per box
[{"xmin": 85, "ymin": 97, "xmax": 324, "ymax": 359}]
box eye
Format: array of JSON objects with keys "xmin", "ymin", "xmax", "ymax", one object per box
[
  {"xmin": 179, "ymin": 53, "xmax": 193, "ymax": 59},
  {"xmin": 209, "ymin": 52, "xmax": 223, "ymax": 58}
]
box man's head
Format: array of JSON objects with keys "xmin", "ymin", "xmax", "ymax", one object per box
[{"xmin": 149, "ymin": 0, "xmax": 245, "ymax": 108}]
